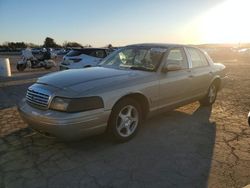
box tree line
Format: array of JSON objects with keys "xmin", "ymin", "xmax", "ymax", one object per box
[{"xmin": 0, "ymin": 37, "xmax": 93, "ymax": 51}]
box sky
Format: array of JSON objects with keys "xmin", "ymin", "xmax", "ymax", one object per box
[{"xmin": 0, "ymin": 0, "xmax": 249, "ymax": 46}]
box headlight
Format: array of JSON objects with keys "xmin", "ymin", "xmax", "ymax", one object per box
[
  {"xmin": 50, "ymin": 97, "xmax": 104, "ymax": 112},
  {"xmin": 50, "ymin": 97, "xmax": 70, "ymax": 111}
]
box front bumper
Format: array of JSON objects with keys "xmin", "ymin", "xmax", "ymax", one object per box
[{"xmin": 18, "ymin": 99, "xmax": 110, "ymax": 140}]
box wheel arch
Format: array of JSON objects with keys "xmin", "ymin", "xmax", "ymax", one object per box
[
  {"xmin": 210, "ymin": 76, "xmax": 221, "ymax": 90},
  {"xmin": 111, "ymin": 92, "xmax": 150, "ymax": 120}
]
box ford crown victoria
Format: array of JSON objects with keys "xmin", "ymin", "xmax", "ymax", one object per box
[{"xmin": 18, "ymin": 44, "xmax": 227, "ymax": 142}]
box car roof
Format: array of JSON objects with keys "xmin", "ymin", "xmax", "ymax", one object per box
[{"xmin": 126, "ymin": 43, "xmax": 190, "ymax": 48}]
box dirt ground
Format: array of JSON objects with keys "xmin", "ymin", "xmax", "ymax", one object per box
[{"xmin": 0, "ymin": 54, "xmax": 250, "ymax": 188}]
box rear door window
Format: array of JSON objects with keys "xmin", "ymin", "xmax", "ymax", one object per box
[{"xmin": 187, "ymin": 48, "xmax": 208, "ymax": 68}]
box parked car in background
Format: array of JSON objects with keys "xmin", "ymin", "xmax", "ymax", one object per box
[
  {"xmin": 59, "ymin": 48, "xmax": 114, "ymax": 70},
  {"xmin": 53, "ymin": 48, "xmax": 68, "ymax": 55},
  {"xmin": 31, "ymin": 48, "xmax": 42, "ymax": 55},
  {"xmin": 31, "ymin": 48, "xmax": 57, "ymax": 59},
  {"xmin": 17, "ymin": 48, "xmax": 56, "ymax": 71},
  {"xmin": 18, "ymin": 43, "xmax": 227, "ymax": 142}
]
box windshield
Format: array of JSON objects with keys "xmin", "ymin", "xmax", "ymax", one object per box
[{"xmin": 99, "ymin": 47, "xmax": 167, "ymax": 71}]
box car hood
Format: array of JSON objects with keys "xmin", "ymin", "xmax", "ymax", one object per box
[{"xmin": 37, "ymin": 67, "xmax": 150, "ymax": 93}]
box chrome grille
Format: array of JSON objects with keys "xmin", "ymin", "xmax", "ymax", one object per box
[{"xmin": 26, "ymin": 88, "xmax": 50, "ymax": 108}]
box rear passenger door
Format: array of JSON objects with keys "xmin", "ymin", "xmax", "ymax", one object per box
[{"xmin": 185, "ymin": 47, "xmax": 213, "ymax": 97}]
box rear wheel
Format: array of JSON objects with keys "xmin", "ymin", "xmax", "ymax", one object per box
[
  {"xmin": 199, "ymin": 82, "xmax": 218, "ymax": 106},
  {"xmin": 44, "ymin": 60, "xmax": 54, "ymax": 70},
  {"xmin": 108, "ymin": 98, "xmax": 142, "ymax": 142}
]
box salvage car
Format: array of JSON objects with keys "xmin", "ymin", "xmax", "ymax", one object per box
[
  {"xmin": 18, "ymin": 43, "xmax": 227, "ymax": 142},
  {"xmin": 59, "ymin": 48, "xmax": 114, "ymax": 70}
]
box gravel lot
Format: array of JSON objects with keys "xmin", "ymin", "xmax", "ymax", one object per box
[{"xmin": 0, "ymin": 55, "xmax": 249, "ymax": 188}]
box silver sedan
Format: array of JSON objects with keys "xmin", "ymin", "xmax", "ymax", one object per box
[{"xmin": 18, "ymin": 44, "xmax": 227, "ymax": 142}]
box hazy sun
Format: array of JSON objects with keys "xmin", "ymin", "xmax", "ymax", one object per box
[
  {"xmin": 182, "ymin": 0, "xmax": 250, "ymax": 44},
  {"xmin": 198, "ymin": 0, "xmax": 250, "ymax": 43}
]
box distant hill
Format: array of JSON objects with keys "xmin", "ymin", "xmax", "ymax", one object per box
[{"xmin": 195, "ymin": 43, "xmax": 250, "ymax": 49}]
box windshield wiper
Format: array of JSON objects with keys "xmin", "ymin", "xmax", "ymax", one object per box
[{"xmin": 129, "ymin": 66, "xmax": 153, "ymax": 72}]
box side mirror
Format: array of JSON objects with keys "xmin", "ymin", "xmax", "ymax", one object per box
[{"xmin": 162, "ymin": 60, "xmax": 182, "ymax": 72}]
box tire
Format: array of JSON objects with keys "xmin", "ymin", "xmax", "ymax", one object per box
[
  {"xmin": 44, "ymin": 66, "xmax": 52, "ymax": 70},
  {"xmin": 108, "ymin": 98, "xmax": 142, "ymax": 142},
  {"xmin": 44, "ymin": 60, "xmax": 55, "ymax": 70},
  {"xmin": 199, "ymin": 82, "xmax": 218, "ymax": 106},
  {"xmin": 16, "ymin": 63, "xmax": 26, "ymax": 72},
  {"xmin": 84, "ymin": 65, "xmax": 91, "ymax": 68}
]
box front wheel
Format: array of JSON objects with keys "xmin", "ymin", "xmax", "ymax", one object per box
[
  {"xmin": 16, "ymin": 63, "xmax": 27, "ymax": 72},
  {"xmin": 44, "ymin": 65, "xmax": 52, "ymax": 70},
  {"xmin": 199, "ymin": 83, "xmax": 218, "ymax": 106},
  {"xmin": 108, "ymin": 98, "xmax": 142, "ymax": 142},
  {"xmin": 44, "ymin": 60, "xmax": 55, "ymax": 70}
]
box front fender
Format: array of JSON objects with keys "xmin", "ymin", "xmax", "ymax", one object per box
[{"xmin": 102, "ymin": 90, "xmax": 150, "ymax": 111}]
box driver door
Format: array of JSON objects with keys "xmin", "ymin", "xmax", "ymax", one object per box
[{"xmin": 158, "ymin": 47, "xmax": 193, "ymax": 108}]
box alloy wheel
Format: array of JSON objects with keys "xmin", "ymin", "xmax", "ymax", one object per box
[
  {"xmin": 208, "ymin": 84, "xmax": 217, "ymax": 103},
  {"xmin": 116, "ymin": 105, "xmax": 139, "ymax": 137}
]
